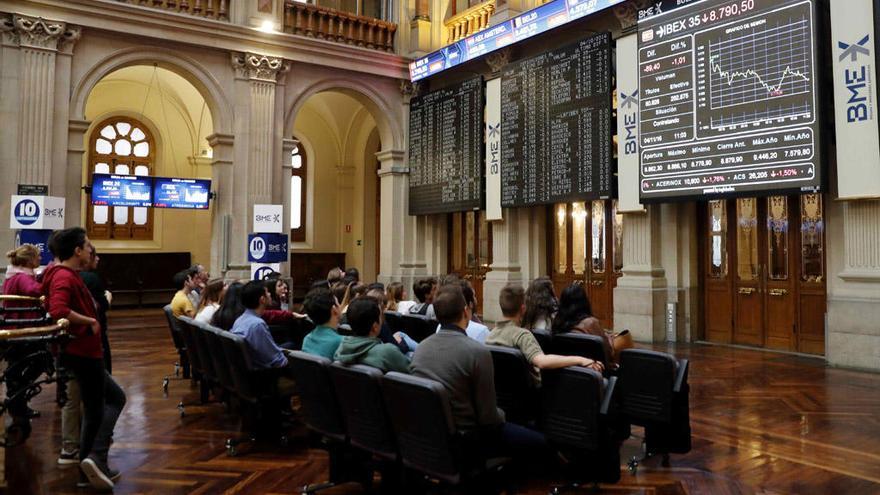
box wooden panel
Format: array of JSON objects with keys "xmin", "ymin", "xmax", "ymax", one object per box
[
  {"xmin": 96, "ymin": 252, "xmax": 191, "ymax": 307},
  {"xmin": 798, "ymin": 292, "xmax": 826, "ymax": 355},
  {"xmin": 289, "ymin": 252, "xmax": 345, "ymax": 299},
  {"xmin": 764, "ymin": 196, "xmax": 796, "ymax": 351}
]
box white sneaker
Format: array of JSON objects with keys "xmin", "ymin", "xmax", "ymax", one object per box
[
  {"xmin": 57, "ymin": 448, "xmax": 79, "ymax": 466},
  {"xmin": 80, "ymin": 456, "xmax": 114, "ymax": 491}
]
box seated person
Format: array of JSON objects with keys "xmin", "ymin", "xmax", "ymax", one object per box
[
  {"xmin": 212, "ymin": 282, "xmax": 244, "ymax": 330},
  {"xmin": 301, "ymin": 287, "xmax": 343, "ymax": 359},
  {"xmin": 522, "ymin": 277, "xmax": 557, "ymax": 331},
  {"xmin": 366, "ymin": 288, "xmax": 416, "ymax": 354},
  {"xmin": 334, "ymin": 297, "xmax": 411, "ymax": 373},
  {"xmin": 195, "ymin": 278, "xmax": 225, "ymax": 325},
  {"xmin": 432, "ymin": 278, "xmax": 489, "ymax": 343},
  {"xmin": 404, "ymin": 277, "xmax": 436, "ymax": 319},
  {"xmin": 411, "ymin": 285, "xmax": 504, "ymax": 431},
  {"xmin": 487, "ymin": 284, "xmax": 603, "ymax": 386},
  {"xmin": 170, "ymin": 269, "xmax": 196, "ymax": 318},
  {"xmin": 230, "ymin": 281, "xmax": 288, "ymax": 369},
  {"xmin": 552, "ymin": 283, "xmax": 627, "ymax": 366}
]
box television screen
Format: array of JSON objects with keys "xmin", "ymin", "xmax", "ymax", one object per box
[
  {"xmin": 152, "ymin": 177, "xmax": 211, "ymax": 209},
  {"xmin": 90, "ymin": 174, "xmax": 153, "ymax": 207}
]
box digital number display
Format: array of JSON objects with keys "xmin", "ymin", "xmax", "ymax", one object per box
[
  {"xmin": 90, "ymin": 174, "xmax": 153, "ymax": 207},
  {"xmin": 152, "ymin": 177, "xmax": 211, "ymax": 209}
]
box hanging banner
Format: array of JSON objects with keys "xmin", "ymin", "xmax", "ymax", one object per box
[
  {"xmin": 253, "ymin": 204, "xmax": 284, "ymax": 233},
  {"xmin": 485, "ymin": 78, "xmax": 503, "ymax": 221},
  {"xmin": 616, "ymin": 33, "xmax": 644, "ymax": 212},
  {"xmin": 9, "ymin": 195, "xmax": 65, "ymax": 230},
  {"xmin": 832, "ymin": 0, "xmax": 880, "ymax": 199}
]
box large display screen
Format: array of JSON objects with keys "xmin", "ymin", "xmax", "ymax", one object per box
[
  {"xmin": 638, "ymin": 0, "xmax": 821, "ymax": 200},
  {"xmin": 501, "ymin": 33, "xmax": 613, "ymax": 207},
  {"xmin": 153, "ymin": 177, "xmax": 211, "ymax": 209},
  {"xmin": 409, "ymin": 0, "xmax": 626, "ymax": 81},
  {"xmin": 90, "ymin": 174, "xmax": 153, "ymax": 207},
  {"xmin": 408, "ymin": 77, "xmax": 484, "ymax": 215}
]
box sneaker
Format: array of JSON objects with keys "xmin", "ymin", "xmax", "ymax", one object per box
[
  {"xmin": 80, "ymin": 456, "xmax": 114, "ymax": 491},
  {"xmin": 57, "ymin": 448, "xmax": 79, "ymax": 466}
]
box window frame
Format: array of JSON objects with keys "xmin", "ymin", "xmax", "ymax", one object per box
[{"xmin": 290, "ymin": 140, "xmax": 307, "ymax": 243}]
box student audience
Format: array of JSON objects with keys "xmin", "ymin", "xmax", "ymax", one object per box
[
  {"xmin": 266, "ymin": 276, "xmax": 290, "ymax": 311},
  {"xmin": 405, "ymin": 277, "xmax": 437, "ymax": 319},
  {"xmin": 384, "ymin": 281, "xmax": 406, "ymax": 312},
  {"xmin": 522, "ymin": 277, "xmax": 557, "ymax": 331},
  {"xmin": 212, "ymin": 282, "xmax": 245, "ymax": 331},
  {"xmin": 366, "ymin": 288, "xmax": 415, "ymax": 354},
  {"xmin": 195, "ymin": 278, "xmax": 226, "ymax": 325},
  {"xmin": 552, "ymin": 283, "xmax": 615, "ymax": 363},
  {"xmin": 230, "ymin": 281, "xmax": 288, "ymax": 369},
  {"xmin": 487, "ymin": 284, "xmax": 603, "ymax": 386},
  {"xmin": 170, "ymin": 269, "xmax": 197, "ymax": 318},
  {"xmin": 42, "ymin": 227, "xmax": 126, "ymax": 491},
  {"xmin": 334, "ymin": 297, "xmax": 411, "ymax": 373},
  {"xmin": 301, "ymin": 287, "xmax": 343, "ymax": 359},
  {"xmin": 187, "ymin": 264, "xmax": 208, "ymax": 308},
  {"xmin": 326, "ymin": 267, "xmax": 344, "ymax": 286}
]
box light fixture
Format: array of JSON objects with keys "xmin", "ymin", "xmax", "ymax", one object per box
[{"xmin": 258, "ymin": 19, "xmax": 276, "ymax": 33}]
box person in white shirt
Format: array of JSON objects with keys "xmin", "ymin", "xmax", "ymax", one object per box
[
  {"xmin": 195, "ymin": 279, "xmax": 226, "ymax": 325},
  {"xmin": 434, "ymin": 277, "xmax": 489, "ymax": 343}
]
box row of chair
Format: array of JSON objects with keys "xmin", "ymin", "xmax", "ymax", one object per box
[{"xmin": 383, "ymin": 311, "xmax": 439, "ymax": 342}]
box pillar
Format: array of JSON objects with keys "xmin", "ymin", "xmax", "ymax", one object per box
[
  {"xmin": 613, "ymin": 206, "xmax": 668, "ymax": 342},
  {"xmin": 207, "ymin": 132, "xmax": 235, "ymax": 277},
  {"xmin": 377, "ymin": 149, "xmax": 409, "ymax": 285},
  {"xmin": 826, "ymin": 200, "xmax": 880, "ymax": 370},
  {"xmin": 483, "ymin": 208, "xmax": 524, "ymax": 322}
]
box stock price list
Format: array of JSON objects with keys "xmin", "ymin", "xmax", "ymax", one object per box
[
  {"xmin": 638, "ymin": 0, "xmax": 821, "ymax": 200},
  {"xmin": 408, "ymin": 77, "xmax": 484, "ymax": 215},
  {"xmin": 501, "ymin": 32, "xmax": 613, "ymax": 207}
]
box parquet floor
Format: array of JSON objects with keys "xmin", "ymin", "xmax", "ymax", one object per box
[{"xmin": 4, "ymin": 309, "xmax": 880, "ymax": 494}]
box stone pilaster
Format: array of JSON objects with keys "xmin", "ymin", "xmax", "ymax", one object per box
[
  {"xmin": 376, "ymin": 149, "xmax": 409, "ymax": 285},
  {"xmin": 827, "ymin": 200, "xmax": 880, "ymax": 370},
  {"xmin": 613, "ymin": 205, "xmax": 668, "ymax": 342},
  {"xmin": 0, "ymin": 13, "xmax": 80, "ymax": 187},
  {"xmin": 483, "ymin": 208, "xmax": 524, "ymax": 322},
  {"xmin": 207, "ymin": 132, "xmax": 237, "ymax": 277}
]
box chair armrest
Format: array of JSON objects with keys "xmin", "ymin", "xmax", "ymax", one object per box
[
  {"xmin": 600, "ymin": 376, "xmax": 617, "ymax": 416},
  {"xmin": 673, "ymin": 359, "xmax": 689, "ymax": 393}
]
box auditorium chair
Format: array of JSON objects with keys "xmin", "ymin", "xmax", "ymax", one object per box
[
  {"xmin": 175, "ymin": 317, "xmax": 211, "ymax": 416},
  {"xmin": 531, "ymin": 328, "xmax": 553, "ymax": 353},
  {"xmin": 218, "ymin": 330, "xmax": 293, "ymax": 456},
  {"xmin": 288, "ymin": 351, "xmax": 371, "ymax": 493},
  {"xmin": 329, "ymin": 363, "xmax": 403, "ymax": 491},
  {"xmin": 190, "ymin": 320, "xmax": 221, "ymax": 398},
  {"xmin": 550, "ymin": 332, "xmax": 610, "ymax": 369},
  {"xmin": 161, "ymin": 305, "xmax": 190, "ymax": 393},
  {"xmin": 539, "ymin": 367, "xmax": 621, "ymax": 492},
  {"xmin": 615, "ymin": 349, "xmax": 691, "ymax": 473},
  {"xmin": 486, "ymin": 345, "xmax": 539, "ymax": 426},
  {"xmin": 383, "ymin": 311, "xmax": 405, "ymax": 334},
  {"xmin": 399, "ymin": 314, "xmax": 438, "ymax": 342},
  {"xmin": 381, "ymin": 372, "xmax": 511, "ymax": 492}
]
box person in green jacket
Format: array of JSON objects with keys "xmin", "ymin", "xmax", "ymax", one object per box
[
  {"xmin": 335, "ymin": 297, "xmax": 411, "ymax": 374},
  {"xmin": 301, "ymin": 287, "xmax": 343, "ymax": 359}
]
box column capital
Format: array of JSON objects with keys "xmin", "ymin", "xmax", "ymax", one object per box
[
  {"xmin": 207, "ymin": 132, "xmax": 234, "ymax": 148},
  {"xmin": 231, "ymin": 51, "xmax": 290, "ymax": 82},
  {"xmin": 376, "ymin": 149, "xmax": 406, "ymax": 163},
  {"xmin": 0, "ymin": 13, "xmax": 80, "ymax": 52}
]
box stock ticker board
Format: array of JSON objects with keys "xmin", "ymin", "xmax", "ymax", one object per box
[
  {"xmin": 638, "ymin": 0, "xmax": 822, "ymax": 200},
  {"xmin": 501, "ymin": 32, "xmax": 613, "ymax": 207},
  {"xmin": 408, "ymin": 77, "xmax": 485, "ymax": 215}
]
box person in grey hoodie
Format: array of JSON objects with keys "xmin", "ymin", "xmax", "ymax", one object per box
[{"xmin": 334, "ymin": 297, "xmax": 411, "ymax": 374}]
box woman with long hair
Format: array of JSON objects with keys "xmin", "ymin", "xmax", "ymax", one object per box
[
  {"xmin": 522, "ymin": 277, "xmax": 557, "ymax": 330},
  {"xmin": 552, "ymin": 283, "xmax": 631, "ymax": 365},
  {"xmin": 195, "ymin": 278, "xmax": 226, "ymax": 325},
  {"xmin": 211, "ymin": 282, "xmax": 245, "ymax": 330},
  {"xmin": 385, "ymin": 281, "xmax": 405, "ymax": 312}
]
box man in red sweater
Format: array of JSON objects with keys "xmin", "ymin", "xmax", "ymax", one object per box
[{"xmin": 42, "ymin": 227, "xmax": 126, "ymax": 491}]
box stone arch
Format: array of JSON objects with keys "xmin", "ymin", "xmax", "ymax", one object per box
[
  {"xmin": 70, "ymin": 46, "xmax": 233, "ymax": 136},
  {"xmin": 284, "ymin": 77, "xmax": 403, "ymax": 152}
]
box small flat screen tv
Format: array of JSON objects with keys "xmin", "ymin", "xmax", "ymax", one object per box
[
  {"xmin": 90, "ymin": 174, "xmax": 153, "ymax": 207},
  {"xmin": 152, "ymin": 177, "xmax": 211, "ymax": 209}
]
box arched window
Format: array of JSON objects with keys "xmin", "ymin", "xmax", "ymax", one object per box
[
  {"xmin": 290, "ymin": 140, "xmax": 307, "ymax": 242},
  {"xmin": 87, "ymin": 117, "xmax": 154, "ymax": 240}
]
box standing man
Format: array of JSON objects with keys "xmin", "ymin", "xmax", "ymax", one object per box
[{"xmin": 42, "ymin": 227, "xmax": 126, "ymax": 491}]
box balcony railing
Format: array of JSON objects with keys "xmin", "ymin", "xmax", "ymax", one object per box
[
  {"xmin": 445, "ymin": 0, "xmax": 495, "ymax": 44},
  {"xmin": 115, "ymin": 0, "xmax": 229, "ymax": 20},
  {"xmin": 283, "ymin": 1, "xmax": 397, "ymax": 52}
]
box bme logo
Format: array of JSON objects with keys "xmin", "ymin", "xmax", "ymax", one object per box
[
  {"xmin": 838, "ymin": 34, "xmax": 874, "ymax": 123},
  {"xmin": 620, "ymin": 90, "xmax": 639, "ymax": 156}
]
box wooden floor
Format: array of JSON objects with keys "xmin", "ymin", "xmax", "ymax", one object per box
[{"xmin": 4, "ymin": 309, "xmax": 880, "ymax": 494}]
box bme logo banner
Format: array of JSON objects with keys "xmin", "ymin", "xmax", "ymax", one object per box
[{"xmin": 838, "ymin": 34, "xmax": 874, "ymax": 123}]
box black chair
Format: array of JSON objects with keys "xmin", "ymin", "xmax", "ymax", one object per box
[
  {"xmin": 540, "ymin": 367, "xmax": 621, "ymax": 492},
  {"xmin": 400, "ymin": 314, "xmax": 438, "ymax": 343},
  {"xmin": 203, "ymin": 324, "xmax": 237, "ymax": 398},
  {"xmin": 381, "ymin": 372, "xmax": 510, "ymax": 490},
  {"xmin": 329, "ymin": 363, "xmax": 397, "ymax": 460},
  {"xmin": 175, "ymin": 317, "xmax": 211, "ymax": 415},
  {"xmin": 161, "ymin": 305, "xmax": 190, "ymax": 393},
  {"xmin": 550, "ymin": 332, "xmax": 610, "ymax": 368},
  {"xmin": 615, "ymin": 349, "xmax": 691, "ymax": 473},
  {"xmin": 531, "ymin": 328, "xmax": 552, "ymax": 352},
  {"xmin": 190, "ymin": 320, "xmax": 220, "ymax": 393},
  {"xmin": 289, "ymin": 351, "xmax": 368, "ymax": 494},
  {"xmin": 486, "ymin": 345, "xmax": 539, "ymax": 426},
  {"xmin": 383, "ymin": 311, "xmax": 405, "ymax": 334}
]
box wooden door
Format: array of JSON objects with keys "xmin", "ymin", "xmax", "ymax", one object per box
[
  {"xmin": 548, "ymin": 200, "xmax": 622, "ymax": 329},
  {"xmin": 448, "ymin": 211, "xmax": 492, "ymax": 314},
  {"xmin": 733, "ymin": 197, "xmax": 764, "ymax": 346},
  {"xmin": 764, "ymin": 196, "xmax": 798, "ymax": 351},
  {"xmin": 703, "ymin": 200, "xmax": 734, "ymax": 343},
  {"xmin": 797, "ymin": 194, "xmax": 826, "ymax": 354}
]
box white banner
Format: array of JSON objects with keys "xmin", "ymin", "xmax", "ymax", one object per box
[
  {"xmin": 9, "ymin": 195, "xmax": 65, "ymax": 230},
  {"xmin": 253, "ymin": 204, "xmax": 284, "ymax": 233},
  {"xmin": 616, "ymin": 34, "xmax": 644, "ymax": 212},
  {"xmin": 832, "ymin": 0, "xmax": 880, "ymax": 199},
  {"xmin": 485, "ymin": 78, "xmax": 503, "ymax": 221}
]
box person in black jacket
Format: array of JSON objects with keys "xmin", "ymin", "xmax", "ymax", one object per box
[{"xmin": 79, "ymin": 249, "xmax": 112, "ymax": 373}]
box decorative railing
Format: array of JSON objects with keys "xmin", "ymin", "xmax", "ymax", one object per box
[
  {"xmin": 445, "ymin": 0, "xmax": 496, "ymax": 44},
  {"xmin": 283, "ymin": 1, "xmax": 397, "ymax": 52},
  {"xmin": 114, "ymin": 0, "xmax": 229, "ymax": 21}
]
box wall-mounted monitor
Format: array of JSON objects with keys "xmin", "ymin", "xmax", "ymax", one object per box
[
  {"xmin": 90, "ymin": 174, "xmax": 153, "ymax": 207},
  {"xmin": 152, "ymin": 177, "xmax": 212, "ymax": 209}
]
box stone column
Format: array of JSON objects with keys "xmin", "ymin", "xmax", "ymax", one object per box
[
  {"xmin": 377, "ymin": 149, "xmax": 409, "ymax": 285},
  {"xmin": 207, "ymin": 132, "xmax": 235, "ymax": 277},
  {"xmin": 483, "ymin": 208, "xmax": 524, "ymax": 322},
  {"xmin": 227, "ymin": 52, "xmax": 289, "ymax": 277},
  {"xmin": 0, "ymin": 14, "xmax": 79, "ymax": 186},
  {"xmin": 826, "ymin": 200, "xmax": 880, "ymax": 371},
  {"xmin": 65, "ymin": 119, "xmax": 91, "ymax": 228},
  {"xmin": 613, "ymin": 206, "xmax": 668, "ymax": 342}
]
